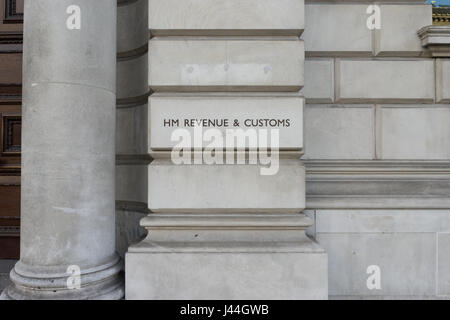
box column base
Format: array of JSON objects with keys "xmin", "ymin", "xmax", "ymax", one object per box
[
  {"xmin": 1, "ymin": 257, "xmax": 124, "ymax": 300},
  {"xmin": 125, "ymin": 213, "xmax": 328, "ymax": 299}
]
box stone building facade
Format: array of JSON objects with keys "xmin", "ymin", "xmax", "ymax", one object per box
[{"xmin": 1, "ymin": 0, "xmax": 450, "ymax": 299}]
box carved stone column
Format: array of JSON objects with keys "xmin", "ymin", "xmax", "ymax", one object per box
[{"xmin": 1, "ymin": 0, "xmax": 123, "ymax": 299}]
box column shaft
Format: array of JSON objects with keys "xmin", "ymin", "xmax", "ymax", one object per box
[{"xmin": 2, "ymin": 0, "xmax": 123, "ymax": 300}]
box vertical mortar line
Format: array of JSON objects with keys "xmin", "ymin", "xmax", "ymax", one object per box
[
  {"xmin": 331, "ymin": 57, "xmax": 335, "ymax": 104},
  {"xmin": 334, "ymin": 57, "xmax": 340, "ymax": 103},
  {"xmin": 375, "ymin": 104, "xmax": 382, "ymax": 160},
  {"xmin": 435, "ymin": 58, "xmax": 441, "ymax": 104},
  {"xmin": 436, "ymin": 232, "xmax": 439, "ymax": 297}
]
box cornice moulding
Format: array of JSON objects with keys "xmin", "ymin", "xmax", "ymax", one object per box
[{"xmin": 418, "ymin": 25, "xmax": 450, "ymax": 57}]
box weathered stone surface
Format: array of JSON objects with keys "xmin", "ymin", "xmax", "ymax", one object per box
[
  {"xmin": 303, "ymin": 4, "xmax": 371, "ymax": 55},
  {"xmin": 302, "ymin": 59, "xmax": 334, "ymax": 103},
  {"xmin": 116, "ymin": 104, "xmax": 148, "ymax": 155},
  {"xmin": 116, "ymin": 210, "xmax": 147, "ymax": 258},
  {"xmin": 336, "ymin": 59, "xmax": 435, "ymax": 103},
  {"xmin": 23, "ymin": 1, "xmax": 116, "ymax": 93},
  {"xmin": 148, "ymin": 160, "xmax": 306, "ymax": 213},
  {"xmin": 149, "ymin": 39, "xmax": 304, "ymax": 91},
  {"xmin": 149, "ymin": 95, "xmax": 304, "ymax": 152},
  {"xmin": 316, "ymin": 210, "xmax": 450, "ymax": 233},
  {"xmin": 2, "ymin": 0, "xmax": 124, "ymax": 300},
  {"xmin": 117, "ymin": 0, "xmax": 148, "ymax": 53},
  {"xmin": 317, "ymin": 232, "xmax": 436, "ymax": 297},
  {"xmin": 117, "ymin": 53, "xmax": 148, "ymax": 100},
  {"xmin": 379, "ymin": 106, "xmax": 450, "ymax": 160},
  {"xmin": 149, "ymin": 0, "xmax": 304, "ymax": 36},
  {"xmin": 116, "ymin": 165, "xmax": 148, "ymax": 204},
  {"xmin": 126, "ymin": 250, "xmax": 327, "ymax": 299},
  {"xmin": 314, "ymin": 209, "xmax": 450, "ymax": 298},
  {"xmin": 304, "ymin": 105, "xmax": 375, "ymax": 160},
  {"xmin": 437, "ymin": 59, "xmax": 450, "ymax": 103},
  {"xmin": 375, "ymin": 5, "xmax": 431, "ymax": 56}
]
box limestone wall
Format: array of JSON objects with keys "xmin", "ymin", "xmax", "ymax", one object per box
[
  {"xmin": 115, "ymin": 0, "xmax": 450, "ymax": 298},
  {"xmin": 302, "ymin": 1, "xmax": 450, "ymax": 298}
]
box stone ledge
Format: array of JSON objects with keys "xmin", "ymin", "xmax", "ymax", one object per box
[
  {"xmin": 418, "ymin": 25, "xmax": 450, "ymax": 57},
  {"xmin": 305, "ymin": 160, "xmax": 450, "ymax": 209}
]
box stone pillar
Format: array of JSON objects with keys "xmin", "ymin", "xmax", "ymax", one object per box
[
  {"xmin": 115, "ymin": 0, "xmax": 149, "ymax": 258},
  {"xmin": 1, "ymin": 0, "xmax": 123, "ymax": 299},
  {"xmin": 126, "ymin": 0, "xmax": 328, "ymax": 299}
]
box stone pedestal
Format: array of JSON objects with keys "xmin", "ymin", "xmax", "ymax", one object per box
[
  {"xmin": 1, "ymin": 0, "xmax": 123, "ymax": 300},
  {"xmin": 127, "ymin": 213, "xmax": 327, "ymax": 300},
  {"xmin": 126, "ymin": 0, "xmax": 327, "ymax": 299}
]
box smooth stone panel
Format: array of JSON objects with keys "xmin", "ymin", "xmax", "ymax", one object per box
[
  {"xmin": 375, "ymin": 5, "xmax": 431, "ymax": 56},
  {"xmin": 317, "ymin": 233, "xmax": 436, "ymax": 297},
  {"xmin": 437, "ymin": 59, "xmax": 450, "ymax": 103},
  {"xmin": 126, "ymin": 251, "xmax": 327, "ymax": 299},
  {"xmin": 437, "ymin": 233, "xmax": 450, "ymax": 296},
  {"xmin": 116, "ymin": 104, "xmax": 148, "ymax": 155},
  {"xmin": 337, "ymin": 60, "xmax": 435, "ymax": 103},
  {"xmin": 149, "ymin": 0, "xmax": 304, "ymax": 36},
  {"xmin": 316, "ymin": 210, "xmax": 450, "ymax": 233},
  {"xmin": 379, "ymin": 106, "xmax": 450, "ymax": 160},
  {"xmin": 149, "ymin": 95, "xmax": 304, "ymax": 151},
  {"xmin": 304, "ymin": 105, "xmax": 375, "ymax": 160},
  {"xmin": 117, "ymin": 53, "xmax": 148, "ymax": 99},
  {"xmin": 302, "ymin": 59, "xmax": 334, "ymax": 103},
  {"xmin": 148, "ymin": 160, "xmax": 306, "ymax": 213},
  {"xmin": 303, "ymin": 4, "xmax": 371, "ymax": 55},
  {"xmin": 149, "ymin": 39, "xmax": 304, "ymax": 92},
  {"xmin": 117, "ymin": 0, "xmax": 148, "ymax": 53}
]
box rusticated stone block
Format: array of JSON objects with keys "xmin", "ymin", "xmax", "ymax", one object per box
[
  {"xmin": 149, "ymin": 0, "xmax": 304, "ymax": 36},
  {"xmin": 149, "ymin": 39, "xmax": 304, "ymax": 92}
]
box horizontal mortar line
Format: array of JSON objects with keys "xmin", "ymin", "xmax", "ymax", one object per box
[
  {"xmin": 316, "ymin": 232, "xmax": 440, "ymax": 234},
  {"xmin": 150, "ymin": 92, "xmax": 305, "ymax": 97},
  {"xmin": 306, "ymin": 53, "xmax": 434, "ymax": 60},
  {"xmin": 29, "ymin": 81, "xmax": 115, "ymax": 96},
  {"xmin": 305, "ymin": 162, "xmax": 450, "ymax": 167},
  {"xmin": 305, "ymin": 101, "xmax": 447, "ymax": 106},
  {"xmin": 148, "ymin": 86, "xmax": 303, "ymax": 93},
  {"xmin": 308, "ymin": 208, "xmax": 450, "ymax": 210},
  {"xmin": 130, "ymin": 251, "xmax": 327, "ymax": 254},
  {"xmin": 306, "ymin": 195, "xmax": 450, "ymax": 198},
  {"xmin": 335, "ymin": 99, "xmax": 435, "ymax": 104},
  {"xmin": 306, "ymin": 170, "xmax": 450, "ymax": 173},
  {"xmin": 145, "ymin": 227, "xmax": 308, "ymax": 230},
  {"xmin": 149, "ymin": 35, "xmax": 302, "ymax": 41},
  {"xmin": 117, "ymin": 43, "xmax": 148, "ymax": 61},
  {"xmin": 309, "ymin": 208, "xmax": 450, "ymax": 211},
  {"xmin": 307, "ymin": 178, "xmax": 450, "ymax": 181},
  {"xmin": 149, "ymin": 30, "xmax": 303, "ymax": 38}
]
